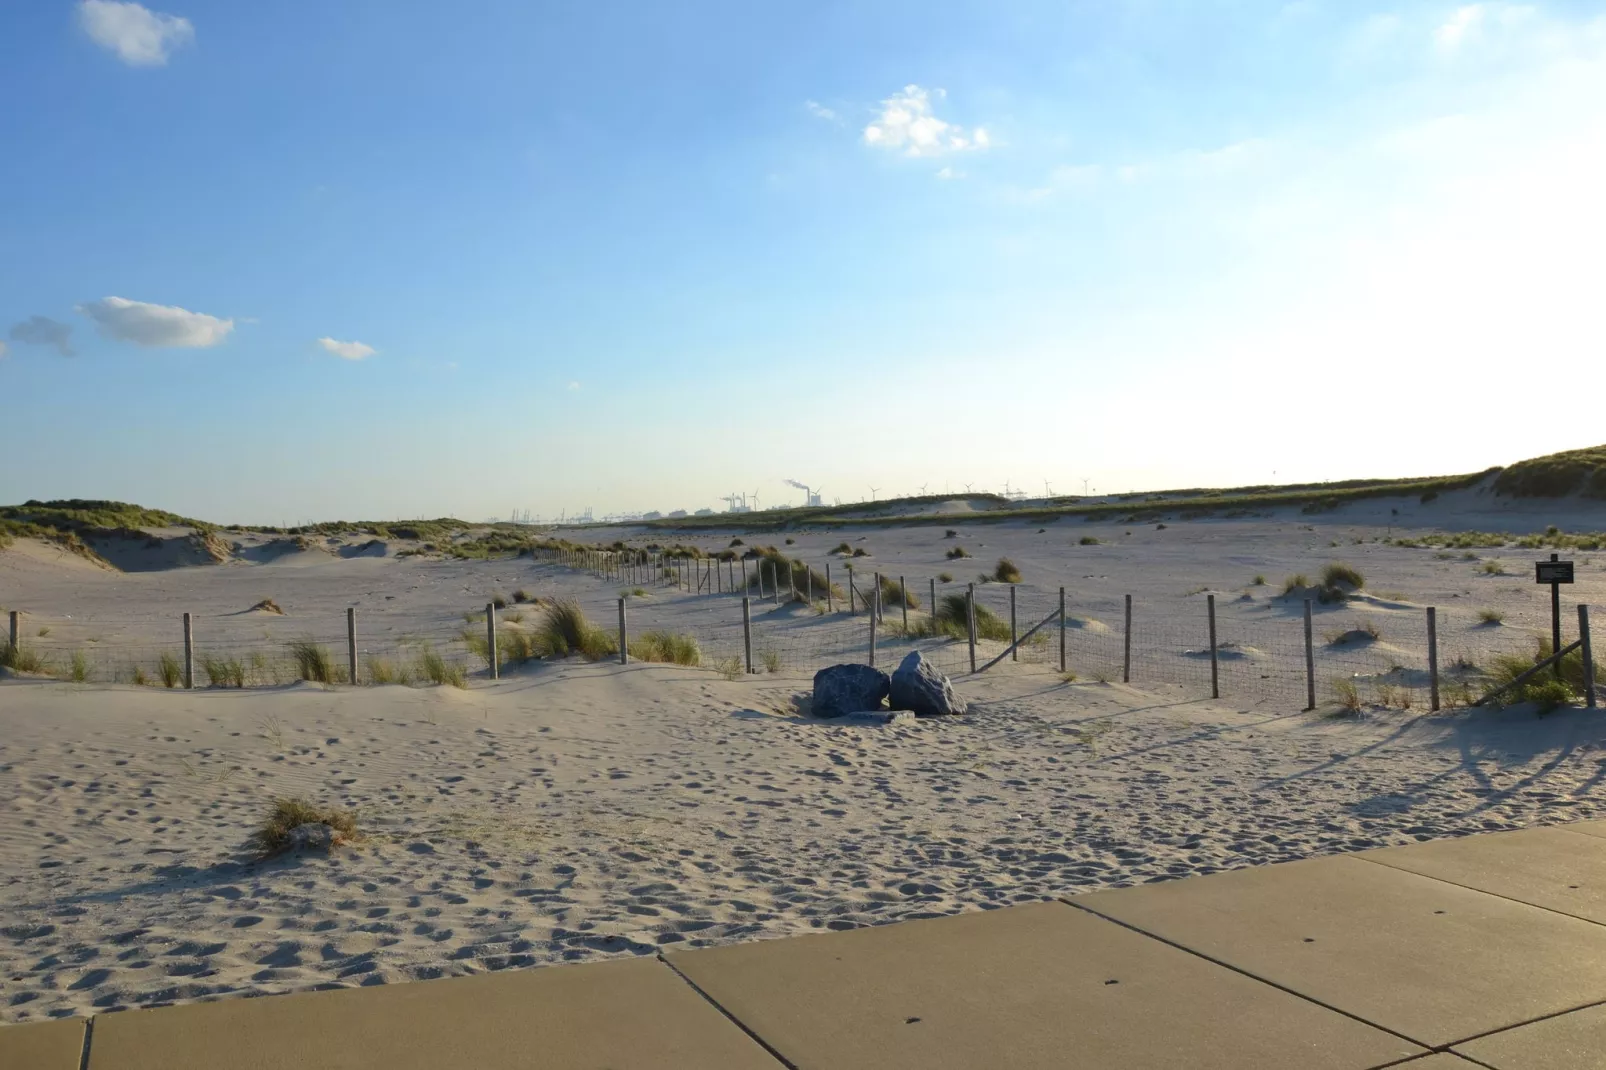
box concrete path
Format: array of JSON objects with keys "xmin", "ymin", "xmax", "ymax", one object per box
[{"xmin": 4, "ymin": 819, "xmax": 1604, "ymax": 1069}]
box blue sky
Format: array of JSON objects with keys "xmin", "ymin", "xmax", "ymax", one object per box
[{"xmin": 3, "ymin": 1, "xmax": 1604, "ymax": 522}]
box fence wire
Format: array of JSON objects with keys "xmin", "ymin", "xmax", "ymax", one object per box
[{"xmin": 3, "ymin": 547, "xmax": 1594, "ymax": 710}]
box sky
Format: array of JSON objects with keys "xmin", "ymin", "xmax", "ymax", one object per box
[{"xmin": 3, "ymin": 0, "xmax": 1605, "ymax": 523}]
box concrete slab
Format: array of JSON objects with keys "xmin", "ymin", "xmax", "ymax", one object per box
[
  {"xmin": 1563, "ymin": 820, "xmax": 1606, "ymax": 841},
  {"xmin": 667, "ymin": 901, "xmax": 1423, "ymax": 1070},
  {"xmin": 0, "ymin": 1018, "xmax": 85, "ymax": 1069},
  {"xmin": 1361, "ymin": 826, "xmax": 1606, "ymax": 925},
  {"xmin": 86, "ymin": 956, "xmax": 782, "ymax": 1070},
  {"xmin": 1453, "ymin": 1003, "xmax": 1606, "ymax": 1070},
  {"xmin": 1073, "ymin": 854, "xmax": 1606, "ymax": 1049}
]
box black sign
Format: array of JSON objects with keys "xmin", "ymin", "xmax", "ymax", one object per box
[{"xmin": 1536, "ymin": 560, "xmax": 1575, "ymax": 584}]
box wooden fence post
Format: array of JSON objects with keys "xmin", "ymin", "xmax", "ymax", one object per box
[
  {"xmin": 1304, "ymin": 599, "xmax": 1316, "ymax": 711},
  {"xmin": 826, "ymin": 562, "xmax": 833, "ymax": 612},
  {"xmin": 900, "ymin": 576, "xmax": 909, "ymax": 631},
  {"xmin": 182, "ymin": 612, "xmax": 194, "ymax": 689},
  {"xmin": 347, "ymin": 607, "xmax": 358, "ymax": 686},
  {"xmin": 807, "ymin": 566, "xmax": 813, "ymax": 604},
  {"xmin": 1010, "ymin": 585, "xmax": 1019, "ymax": 662},
  {"xmin": 1059, "ymin": 587, "xmax": 1067, "ymax": 673},
  {"xmin": 788, "ymin": 562, "xmax": 796, "ymax": 602},
  {"xmin": 1207, "ymin": 593, "xmax": 1219, "ymax": 700},
  {"xmin": 741, "ymin": 556, "xmax": 749, "ymax": 594},
  {"xmin": 1122, "ymin": 594, "xmax": 1132, "ymax": 684},
  {"xmin": 1427, "ymin": 607, "xmax": 1440, "ymax": 712},
  {"xmin": 619, "ymin": 598, "xmax": 628, "ymax": 665},
  {"xmin": 848, "ymin": 565, "xmax": 856, "ymax": 615},
  {"xmin": 742, "ymin": 597, "xmax": 753, "ymax": 674},
  {"xmin": 486, "ymin": 602, "xmax": 498, "ymax": 681},
  {"xmin": 967, "ymin": 583, "xmax": 978, "ymax": 674},
  {"xmin": 869, "ymin": 596, "xmax": 878, "ymax": 668},
  {"xmin": 1580, "ymin": 604, "xmax": 1596, "ymax": 709},
  {"xmin": 7, "ymin": 610, "xmax": 18, "ymax": 655},
  {"xmin": 930, "ymin": 578, "xmax": 937, "ymax": 629}
]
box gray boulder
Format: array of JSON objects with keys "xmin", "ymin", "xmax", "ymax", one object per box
[
  {"xmin": 889, "ymin": 651, "xmax": 966, "ymax": 716},
  {"xmin": 812, "ymin": 664, "xmax": 890, "ymax": 718}
]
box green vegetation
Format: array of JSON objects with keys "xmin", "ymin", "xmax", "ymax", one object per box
[
  {"xmin": 629, "ymin": 630, "xmax": 701, "ymax": 665},
  {"xmin": 761, "ymin": 648, "xmax": 783, "ymax": 673},
  {"xmin": 1331, "ymin": 678, "xmax": 1362, "ymax": 713},
  {"xmin": 203, "ymin": 654, "xmax": 246, "ymax": 688},
  {"xmin": 537, "ymin": 599, "xmax": 617, "ymax": 660},
  {"xmin": 1252, "ymin": 574, "xmax": 1266, "ymax": 586},
  {"xmin": 1477, "ymin": 608, "xmax": 1505, "ymax": 626},
  {"xmin": 1079, "ymin": 536, "xmax": 1100, "ymax": 546},
  {"xmin": 878, "ymin": 574, "xmax": 920, "ymax": 609},
  {"xmin": 0, "ymin": 643, "xmax": 46, "ymax": 673},
  {"xmin": 158, "ymin": 651, "xmax": 183, "ymax": 688},
  {"xmin": 1390, "ymin": 530, "xmax": 1606, "ymax": 551},
  {"xmin": 417, "ymin": 644, "xmax": 466, "ymax": 688},
  {"xmin": 1282, "ymin": 574, "xmax": 1309, "ymax": 595},
  {"xmin": 1483, "ymin": 637, "xmax": 1601, "ymax": 711},
  {"xmin": 364, "ymin": 655, "xmax": 410, "ymax": 686},
  {"xmin": 746, "ymin": 547, "xmax": 839, "ymax": 599},
  {"xmin": 512, "ymin": 588, "xmax": 534, "ymax": 603},
  {"xmin": 1492, "ymin": 445, "xmax": 1606, "ymax": 499},
  {"xmin": 1318, "ymin": 562, "xmax": 1364, "ymax": 603},
  {"xmin": 1482, "ymin": 560, "xmax": 1507, "ymax": 575},
  {"xmin": 491, "ymin": 593, "xmax": 509, "ymax": 610},
  {"xmin": 938, "ymin": 572, "xmax": 954, "ymax": 583},
  {"xmin": 251, "ymin": 798, "xmax": 359, "ymax": 855},
  {"xmin": 902, "ymin": 593, "xmax": 1012, "ymax": 642},
  {"xmin": 992, "ymin": 558, "xmax": 1023, "ymax": 584},
  {"xmin": 288, "ymin": 639, "xmax": 335, "ymax": 684},
  {"xmin": 945, "ymin": 546, "xmax": 971, "ymax": 559},
  {"xmin": 68, "ymin": 650, "xmax": 89, "ymax": 683},
  {"xmin": 832, "ymin": 542, "xmax": 852, "ymax": 555},
  {"xmin": 714, "ymin": 656, "xmax": 743, "ymax": 681}
]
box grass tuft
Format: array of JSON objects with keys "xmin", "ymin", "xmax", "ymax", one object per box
[
  {"xmin": 251, "ymin": 797, "xmax": 358, "ymax": 855},
  {"xmin": 538, "ymin": 599, "xmax": 617, "ymax": 660},
  {"xmin": 629, "ymin": 630, "xmax": 701, "ymax": 666},
  {"xmin": 203, "ymin": 654, "xmax": 246, "ymax": 688},
  {"xmin": 945, "ymin": 546, "xmax": 971, "ymax": 559},
  {"xmin": 1079, "ymin": 536, "xmax": 1100, "ymax": 546},
  {"xmin": 158, "ymin": 651, "xmax": 183, "ymax": 688},
  {"xmin": 1477, "ymin": 608, "xmax": 1505, "ymax": 625},
  {"xmin": 992, "ymin": 557, "xmax": 1023, "ymax": 584},
  {"xmin": 288, "ymin": 639, "xmax": 334, "ymax": 683}
]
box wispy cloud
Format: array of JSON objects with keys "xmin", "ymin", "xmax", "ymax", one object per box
[
  {"xmin": 863, "ymin": 85, "xmax": 990, "ymax": 157},
  {"xmin": 77, "ymin": 0, "xmax": 194, "ymax": 67},
  {"xmin": 77, "ymin": 297, "xmax": 233, "ymax": 347},
  {"xmin": 8, "ymin": 315, "xmax": 76, "ymax": 357},
  {"xmin": 804, "ymin": 100, "xmax": 838, "ymax": 122},
  {"xmin": 318, "ymin": 337, "xmax": 377, "ymax": 361},
  {"xmin": 567, "ymin": 380, "xmax": 582, "ymax": 390},
  {"xmin": 0, "ymin": 341, "xmax": 7, "ymax": 360}
]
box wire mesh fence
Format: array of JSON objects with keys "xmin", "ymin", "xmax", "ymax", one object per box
[{"xmin": 3, "ymin": 545, "xmax": 1596, "ymax": 711}]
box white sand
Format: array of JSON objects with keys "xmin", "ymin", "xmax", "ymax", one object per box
[
  {"xmin": 3, "ymin": 490, "xmax": 1604, "ymax": 1021},
  {"xmin": 4, "ymin": 663, "xmax": 1606, "ymax": 1022}
]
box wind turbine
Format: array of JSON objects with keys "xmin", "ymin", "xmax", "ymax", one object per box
[
  {"xmin": 1044, "ymin": 480, "xmax": 1053, "ymax": 497},
  {"xmin": 868, "ymin": 486, "xmax": 880, "ymax": 502}
]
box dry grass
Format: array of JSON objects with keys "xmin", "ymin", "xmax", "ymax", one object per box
[
  {"xmin": 992, "ymin": 557, "xmax": 1023, "ymax": 583},
  {"xmin": 1079, "ymin": 536, "xmax": 1100, "ymax": 546},
  {"xmin": 0, "ymin": 643, "xmax": 47, "ymax": 674},
  {"xmin": 714, "ymin": 655, "xmax": 743, "ymax": 680},
  {"xmin": 158, "ymin": 651, "xmax": 183, "ymax": 688},
  {"xmin": 878, "ymin": 575, "xmax": 920, "ymax": 609},
  {"xmin": 203, "ymin": 654, "xmax": 245, "ymax": 688},
  {"xmin": 944, "ymin": 546, "xmax": 971, "ymax": 560},
  {"xmin": 288, "ymin": 639, "xmax": 335, "ymax": 683},
  {"xmin": 251, "ymin": 797, "xmax": 358, "ymax": 856},
  {"xmin": 1477, "ymin": 608, "xmax": 1505, "ymax": 625},
  {"xmin": 539, "ymin": 599, "xmax": 617, "ymax": 660}
]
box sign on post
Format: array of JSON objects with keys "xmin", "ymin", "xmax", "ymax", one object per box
[{"xmin": 1535, "ymin": 560, "xmax": 1575, "ymax": 584}]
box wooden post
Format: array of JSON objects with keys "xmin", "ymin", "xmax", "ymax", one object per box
[
  {"xmin": 1551, "ymin": 553, "xmax": 1564, "ymax": 681},
  {"xmin": 1122, "ymin": 595, "xmax": 1132, "ymax": 684},
  {"xmin": 1010, "ymin": 585, "xmax": 1019, "ymax": 662},
  {"xmin": 1427, "ymin": 606, "xmax": 1440, "ymax": 712},
  {"xmin": 1207, "ymin": 593, "xmax": 1219, "ymax": 700},
  {"xmin": 900, "ymin": 576, "xmax": 909, "ymax": 632},
  {"xmin": 771, "ymin": 562, "xmax": 779, "ymax": 603},
  {"xmin": 486, "ymin": 602, "xmax": 498, "ymax": 680},
  {"xmin": 1304, "ymin": 599, "xmax": 1316, "ymax": 711},
  {"xmin": 619, "ymin": 598, "xmax": 628, "ymax": 665},
  {"xmin": 807, "ymin": 566, "xmax": 813, "ymax": 605},
  {"xmin": 1580, "ymin": 604, "xmax": 1596, "ymax": 709},
  {"xmin": 788, "ymin": 562, "xmax": 795, "ymax": 602},
  {"xmin": 741, "ymin": 556, "xmax": 749, "ymax": 594},
  {"xmin": 930, "ymin": 578, "xmax": 937, "ymax": 630},
  {"xmin": 1059, "ymin": 587, "xmax": 1067, "ymax": 673},
  {"xmin": 869, "ymin": 596, "xmax": 878, "ymax": 668},
  {"xmin": 874, "ymin": 573, "xmax": 882, "ymax": 623},
  {"xmin": 826, "ymin": 563, "xmax": 834, "ymax": 613},
  {"xmin": 7, "ymin": 610, "xmax": 17, "ymax": 655},
  {"xmin": 742, "ymin": 597, "xmax": 753, "ymax": 674},
  {"xmin": 848, "ymin": 565, "xmax": 856, "ymax": 615},
  {"xmin": 967, "ymin": 583, "xmax": 978, "ymax": 674},
  {"xmin": 182, "ymin": 612, "xmax": 194, "ymax": 689},
  {"xmin": 347, "ymin": 607, "xmax": 358, "ymax": 686}
]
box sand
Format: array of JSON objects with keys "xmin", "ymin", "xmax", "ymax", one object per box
[{"xmin": 3, "ymin": 489, "xmax": 1605, "ymax": 1022}]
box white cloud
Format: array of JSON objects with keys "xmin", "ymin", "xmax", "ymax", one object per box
[
  {"xmin": 567, "ymin": 380, "xmax": 582, "ymax": 390},
  {"xmin": 318, "ymin": 337, "xmax": 377, "ymax": 361},
  {"xmin": 936, "ymin": 166, "xmax": 962, "ymax": 180},
  {"xmin": 804, "ymin": 100, "xmax": 838, "ymax": 121},
  {"xmin": 77, "ymin": 0, "xmax": 194, "ymax": 66},
  {"xmin": 77, "ymin": 297, "xmax": 233, "ymax": 348},
  {"xmin": 1435, "ymin": 3, "xmax": 1540, "ymax": 55},
  {"xmin": 863, "ymin": 85, "xmax": 990, "ymax": 157},
  {"xmin": 9, "ymin": 315, "xmax": 76, "ymax": 356}
]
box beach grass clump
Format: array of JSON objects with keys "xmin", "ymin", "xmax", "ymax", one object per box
[
  {"xmin": 1477, "ymin": 608, "xmax": 1505, "ymax": 625},
  {"xmin": 0, "ymin": 643, "xmax": 47, "ymax": 674},
  {"xmin": 158, "ymin": 651, "xmax": 183, "ymax": 688},
  {"xmin": 1319, "ymin": 562, "xmax": 1364, "ymax": 602},
  {"xmin": 1482, "ymin": 560, "xmax": 1507, "ymax": 575},
  {"xmin": 537, "ymin": 599, "xmax": 617, "ymax": 660},
  {"xmin": 491, "ymin": 593, "xmax": 509, "ymax": 610},
  {"xmin": 203, "ymin": 654, "xmax": 246, "ymax": 688},
  {"xmin": 1079, "ymin": 536, "xmax": 1100, "ymax": 545},
  {"xmin": 992, "ymin": 557, "xmax": 1022, "ymax": 584},
  {"xmin": 945, "ymin": 546, "xmax": 971, "ymax": 560},
  {"xmin": 251, "ymin": 797, "xmax": 358, "ymax": 855},
  {"xmin": 761, "ymin": 648, "xmax": 783, "ymax": 673},
  {"xmin": 1252, "ymin": 574, "xmax": 1266, "ymax": 586},
  {"xmin": 938, "ymin": 571, "xmax": 954, "ymax": 583},
  {"xmin": 832, "ymin": 542, "xmax": 852, "ymax": 555},
  {"xmin": 288, "ymin": 639, "xmax": 335, "ymax": 683},
  {"xmin": 417, "ymin": 644, "xmax": 467, "ymax": 688},
  {"xmin": 629, "ymin": 630, "xmax": 701, "ymax": 666},
  {"xmin": 908, "ymin": 592, "xmax": 1011, "ymax": 642},
  {"xmin": 68, "ymin": 650, "xmax": 89, "ymax": 683},
  {"xmin": 364, "ymin": 655, "xmax": 412, "ymax": 686},
  {"xmin": 1330, "ymin": 678, "xmax": 1363, "ymax": 713},
  {"xmin": 878, "ymin": 575, "xmax": 920, "ymax": 609},
  {"xmin": 1483, "ymin": 637, "xmax": 1601, "ymax": 711},
  {"xmin": 1282, "ymin": 573, "xmax": 1310, "ymax": 596},
  {"xmin": 714, "ymin": 656, "xmax": 743, "ymax": 681},
  {"xmin": 512, "ymin": 588, "xmax": 533, "ymax": 603},
  {"xmin": 747, "ymin": 548, "xmax": 838, "ymax": 599}
]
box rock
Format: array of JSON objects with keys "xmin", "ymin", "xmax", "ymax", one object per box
[
  {"xmin": 889, "ymin": 651, "xmax": 966, "ymax": 716},
  {"xmin": 283, "ymin": 823, "xmax": 342, "ymax": 852},
  {"xmin": 812, "ymin": 664, "xmax": 890, "ymax": 718}
]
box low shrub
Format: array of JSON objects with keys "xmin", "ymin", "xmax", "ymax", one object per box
[
  {"xmin": 1477, "ymin": 608, "xmax": 1504, "ymax": 625},
  {"xmin": 1079, "ymin": 536, "xmax": 1100, "ymax": 546},
  {"xmin": 938, "ymin": 572, "xmax": 954, "ymax": 583},
  {"xmin": 992, "ymin": 557, "xmax": 1022, "ymax": 584},
  {"xmin": 512, "ymin": 589, "xmax": 533, "ymax": 603},
  {"xmin": 945, "ymin": 546, "xmax": 971, "ymax": 560}
]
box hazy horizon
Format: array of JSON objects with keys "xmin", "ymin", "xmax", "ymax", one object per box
[{"xmin": 5, "ymin": 1, "xmax": 1605, "ymax": 522}]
